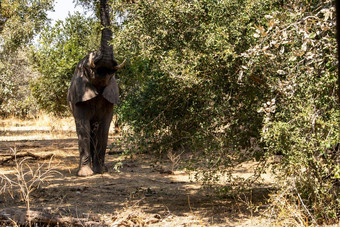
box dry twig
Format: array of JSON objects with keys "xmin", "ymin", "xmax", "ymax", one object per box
[{"xmin": 0, "ymin": 152, "xmax": 54, "ymax": 165}]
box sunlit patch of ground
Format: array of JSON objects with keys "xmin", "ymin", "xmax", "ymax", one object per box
[
  {"xmin": 0, "ymin": 115, "xmax": 273, "ymax": 226},
  {"xmin": 0, "ymin": 114, "xmax": 118, "ymax": 141}
]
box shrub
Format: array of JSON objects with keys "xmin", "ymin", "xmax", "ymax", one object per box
[
  {"xmin": 240, "ymin": 0, "xmax": 339, "ymax": 223},
  {"xmin": 113, "ymin": 0, "xmax": 281, "ymax": 183},
  {"xmin": 113, "ymin": 0, "xmax": 339, "ymax": 223},
  {"xmin": 0, "ymin": 50, "xmax": 39, "ymax": 118}
]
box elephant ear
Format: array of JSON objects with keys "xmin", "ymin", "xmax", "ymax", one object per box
[
  {"xmin": 102, "ymin": 76, "xmax": 119, "ymax": 104},
  {"xmin": 68, "ymin": 65, "xmax": 98, "ymax": 104}
]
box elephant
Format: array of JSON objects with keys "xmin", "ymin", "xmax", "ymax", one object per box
[{"xmin": 67, "ymin": 0, "xmax": 125, "ymax": 177}]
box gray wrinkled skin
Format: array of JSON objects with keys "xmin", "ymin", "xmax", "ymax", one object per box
[{"xmin": 67, "ymin": 53, "xmax": 119, "ymax": 177}]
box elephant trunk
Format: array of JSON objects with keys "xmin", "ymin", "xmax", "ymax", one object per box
[{"xmin": 94, "ymin": 0, "xmax": 118, "ymax": 69}]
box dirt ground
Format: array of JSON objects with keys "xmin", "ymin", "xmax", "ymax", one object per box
[{"xmin": 0, "ymin": 117, "xmax": 272, "ymax": 226}]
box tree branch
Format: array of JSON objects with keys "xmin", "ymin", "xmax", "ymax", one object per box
[{"xmin": 0, "ymin": 153, "xmax": 54, "ymax": 165}]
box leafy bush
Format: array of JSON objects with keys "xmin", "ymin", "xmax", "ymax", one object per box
[
  {"xmin": 0, "ymin": 0, "xmax": 53, "ymax": 55},
  {"xmin": 112, "ymin": 0, "xmax": 338, "ymax": 223},
  {"xmin": 240, "ymin": 0, "xmax": 339, "ymax": 223},
  {"xmin": 0, "ymin": 0, "xmax": 53, "ymax": 117},
  {"xmin": 113, "ymin": 0, "xmax": 281, "ymax": 182},
  {"xmin": 30, "ymin": 13, "xmax": 100, "ymax": 115},
  {"xmin": 0, "ymin": 50, "xmax": 39, "ymax": 117}
]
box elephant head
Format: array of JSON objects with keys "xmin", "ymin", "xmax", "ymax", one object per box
[{"xmin": 68, "ymin": 0, "xmax": 125, "ymax": 107}]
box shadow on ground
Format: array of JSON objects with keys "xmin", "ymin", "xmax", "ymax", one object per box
[{"xmin": 0, "ymin": 138, "xmax": 272, "ymax": 226}]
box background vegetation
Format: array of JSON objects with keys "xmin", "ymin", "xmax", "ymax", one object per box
[
  {"xmin": 0, "ymin": 0, "xmax": 54, "ymax": 117},
  {"xmin": 30, "ymin": 13, "xmax": 99, "ymax": 114},
  {"xmin": 0, "ymin": 0, "xmax": 338, "ymax": 224}
]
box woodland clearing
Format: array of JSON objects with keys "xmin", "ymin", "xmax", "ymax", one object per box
[{"xmin": 0, "ymin": 116, "xmax": 274, "ymax": 226}]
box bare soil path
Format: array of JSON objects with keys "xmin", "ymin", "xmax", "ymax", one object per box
[{"xmin": 0, "ymin": 117, "xmax": 268, "ymax": 226}]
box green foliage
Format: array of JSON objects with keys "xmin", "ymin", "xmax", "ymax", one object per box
[
  {"xmin": 1, "ymin": 0, "xmax": 337, "ymax": 223},
  {"xmin": 113, "ymin": 0, "xmax": 281, "ymax": 182},
  {"xmin": 0, "ymin": 0, "xmax": 53, "ymax": 117},
  {"xmin": 0, "ymin": 50, "xmax": 38, "ymax": 117},
  {"xmin": 30, "ymin": 13, "xmax": 100, "ymax": 115},
  {"xmin": 111, "ymin": 0, "xmax": 338, "ymax": 223},
  {"xmin": 240, "ymin": 0, "xmax": 339, "ymax": 223},
  {"xmin": 0, "ymin": 0, "xmax": 54, "ymax": 55}
]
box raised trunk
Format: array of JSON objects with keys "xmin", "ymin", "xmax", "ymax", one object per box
[{"xmin": 95, "ymin": 0, "xmax": 117, "ymax": 69}]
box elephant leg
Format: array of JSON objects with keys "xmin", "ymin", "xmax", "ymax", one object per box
[
  {"xmin": 75, "ymin": 119, "xmax": 94, "ymax": 177},
  {"xmin": 92, "ymin": 111, "xmax": 113, "ymax": 174},
  {"xmin": 90, "ymin": 121, "xmax": 98, "ymax": 169}
]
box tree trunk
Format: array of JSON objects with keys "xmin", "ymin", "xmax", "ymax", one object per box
[{"xmin": 95, "ymin": 0, "xmax": 117, "ymax": 69}]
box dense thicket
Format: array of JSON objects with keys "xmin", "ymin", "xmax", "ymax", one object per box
[
  {"xmin": 0, "ymin": 50, "xmax": 38, "ymax": 116},
  {"xmin": 111, "ymin": 0, "xmax": 338, "ymax": 223},
  {"xmin": 241, "ymin": 1, "xmax": 339, "ymax": 222},
  {"xmin": 114, "ymin": 0, "xmax": 277, "ymax": 178}
]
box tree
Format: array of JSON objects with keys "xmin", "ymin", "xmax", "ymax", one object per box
[
  {"xmin": 30, "ymin": 13, "xmax": 100, "ymax": 115},
  {"xmin": 0, "ymin": 49, "xmax": 39, "ymax": 117},
  {"xmin": 0, "ymin": 0, "xmax": 54, "ymax": 55},
  {"xmin": 0, "ymin": 0, "xmax": 53, "ymax": 117},
  {"xmin": 110, "ymin": 0, "xmax": 338, "ymax": 222},
  {"xmin": 240, "ymin": 0, "xmax": 339, "ymax": 223},
  {"xmin": 112, "ymin": 0, "xmax": 281, "ymax": 180}
]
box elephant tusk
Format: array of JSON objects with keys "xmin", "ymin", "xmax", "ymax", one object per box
[
  {"xmin": 114, "ymin": 59, "xmax": 126, "ymax": 70},
  {"xmin": 89, "ymin": 52, "xmax": 96, "ymax": 68}
]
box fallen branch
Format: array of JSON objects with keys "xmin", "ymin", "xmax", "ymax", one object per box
[
  {"xmin": 0, "ymin": 152, "xmax": 54, "ymax": 165},
  {"xmin": 0, "ymin": 208, "xmax": 107, "ymax": 226}
]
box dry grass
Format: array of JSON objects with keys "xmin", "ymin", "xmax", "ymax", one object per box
[
  {"xmin": 0, "ymin": 113, "xmax": 118, "ymax": 141},
  {"xmin": 0, "ymin": 113, "xmax": 73, "ymax": 128},
  {"xmin": 260, "ymin": 180, "xmax": 320, "ymax": 227},
  {"xmin": 3, "ymin": 115, "xmax": 335, "ymax": 226},
  {"xmin": 0, "ymin": 148, "xmax": 61, "ymax": 226},
  {"xmin": 0, "ymin": 113, "xmax": 75, "ymax": 141}
]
